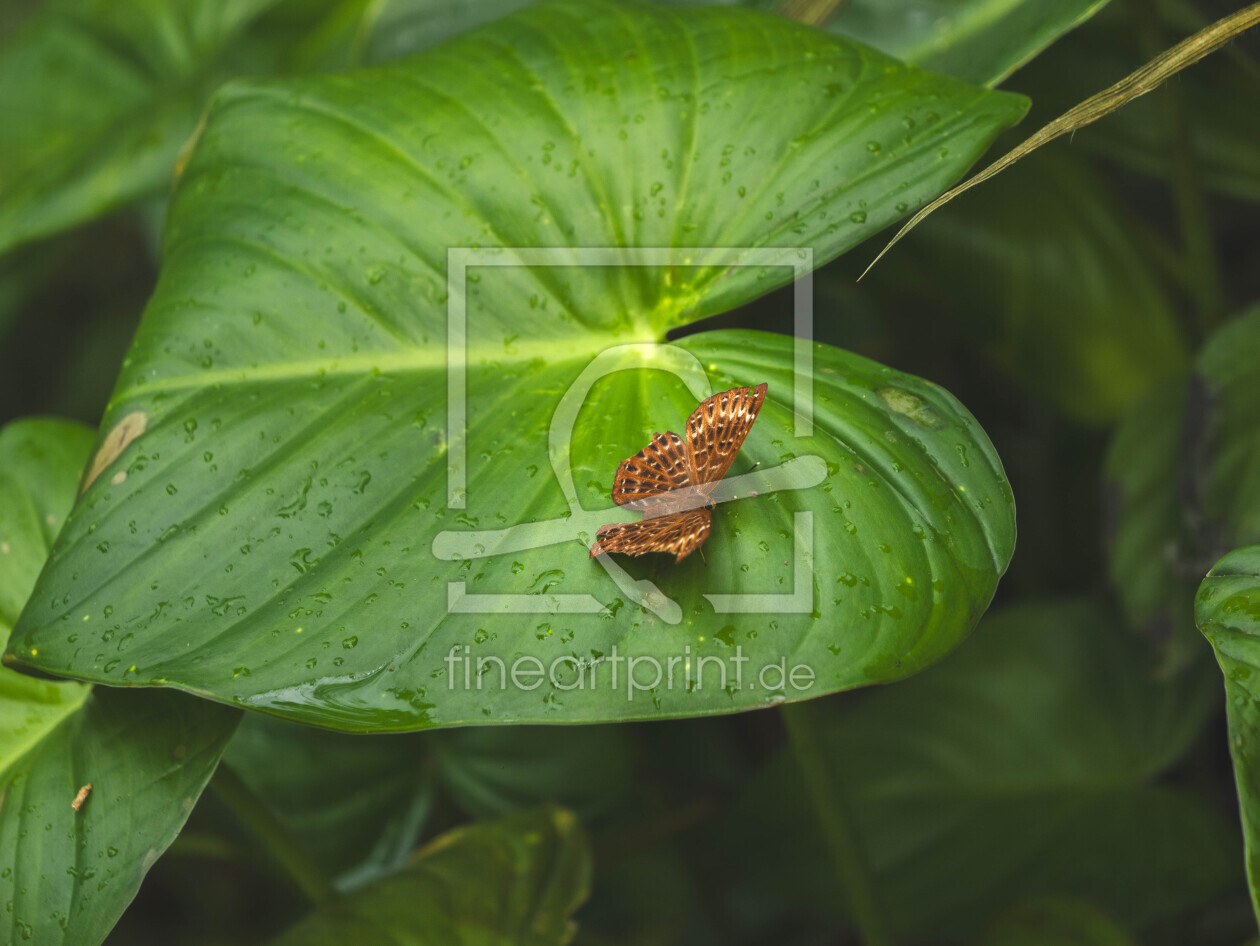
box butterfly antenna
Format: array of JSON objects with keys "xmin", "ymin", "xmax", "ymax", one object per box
[{"xmin": 699, "ymin": 546, "xmax": 707, "ymax": 565}]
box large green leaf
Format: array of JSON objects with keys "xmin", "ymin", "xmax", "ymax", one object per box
[
  {"xmin": 6, "ymin": 0, "xmax": 1024, "ymax": 731},
  {"xmin": 712, "ymin": 600, "xmax": 1234, "ymax": 941},
  {"xmin": 1197, "ymin": 543, "xmax": 1260, "ymax": 927},
  {"xmin": 1105, "ymin": 306, "xmax": 1260, "ymax": 664},
  {"xmin": 826, "ymin": 0, "xmax": 1112, "ymax": 86},
  {"xmin": 0, "ymin": 418, "xmax": 240, "ymax": 946},
  {"xmin": 0, "ymin": 0, "xmax": 290, "ymax": 257},
  {"xmin": 268, "ymin": 806, "xmax": 590, "ymax": 946},
  {"xmin": 863, "ymin": 151, "xmax": 1187, "ymax": 426}
]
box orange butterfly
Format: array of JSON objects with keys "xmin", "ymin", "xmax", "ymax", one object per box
[{"xmin": 590, "ymin": 383, "xmax": 768, "ymax": 562}]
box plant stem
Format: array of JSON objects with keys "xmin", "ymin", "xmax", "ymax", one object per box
[
  {"xmin": 210, "ymin": 762, "xmax": 336, "ymax": 905},
  {"xmin": 781, "ymin": 701, "xmax": 892, "ymax": 946}
]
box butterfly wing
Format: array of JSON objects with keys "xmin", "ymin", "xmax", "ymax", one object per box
[
  {"xmin": 686, "ymin": 383, "xmax": 768, "ymax": 489},
  {"xmin": 611, "ymin": 430, "xmax": 694, "ymax": 515},
  {"xmin": 590, "ymin": 508, "xmax": 712, "ymax": 562},
  {"xmin": 592, "ymin": 383, "xmax": 766, "ymax": 563}
]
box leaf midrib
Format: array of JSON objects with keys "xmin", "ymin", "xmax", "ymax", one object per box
[{"xmin": 108, "ymin": 330, "xmax": 655, "ymax": 410}]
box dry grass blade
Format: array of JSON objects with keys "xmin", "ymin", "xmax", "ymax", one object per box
[{"xmin": 859, "ymin": 1, "xmax": 1260, "ymax": 280}]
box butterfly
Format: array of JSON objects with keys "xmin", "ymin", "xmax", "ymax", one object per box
[{"xmin": 589, "ymin": 383, "xmax": 768, "ymax": 562}]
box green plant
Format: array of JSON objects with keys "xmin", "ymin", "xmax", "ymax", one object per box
[{"xmin": 0, "ymin": 0, "xmax": 1258, "ymax": 943}]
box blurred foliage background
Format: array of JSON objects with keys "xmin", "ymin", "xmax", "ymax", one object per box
[{"xmin": 1, "ymin": 0, "xmax": 1259, "ymax": 944}]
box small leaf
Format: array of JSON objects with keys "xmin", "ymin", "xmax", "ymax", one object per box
[
  {"xmin": 1106, "ymin": 306, "xmax": 1260, "ymax": 663},
  {"xmin": 828, "ymin": 0, "xmax": 1113, "ymax": 86},
  {"xmin": 1196, "ymin": 543, "xmax": 1260, "ymax": 928},
  {"xmin": 0, "ymin": 418, "xmax": 240, "ymax": 946},
  {"xmin": 268, "ymin": 806, "xmax": 590, "ymax": 946}
]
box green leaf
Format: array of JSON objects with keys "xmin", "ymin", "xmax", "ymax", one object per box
[
  {"xmin": 0, "ymin": 0, "xmax": 286, "ymax": 256},
  {"xmin": 7, "ymin": 0, "xmax": 1024, "ymax": 730},
  {"xmin": 2, "ymin": 690, "xmax": 241, "ymax": 946},
  {"xmin": 1190, "ymin": 309, "xmax": 1260, "ymax": 540},
  {"xmin": 0, "ymin": 0, "xmax": 779, "ymax": 259},
  {"xmin": 980, "ymin": 896, "xmax": 1136, "ymax": 946},
  {"xmin": 222, "ymin": 714, "xmax": 435, "ymax": 888},
  {"xmin": 713, "ymin": 600, "xmax": 1235, "ymax": 940},
  {"xmin": 268, "ymin": 806, "xmax": 590, "ymax": 946},
  {"xmin": 0, "ymin": 420, "xmax": 95, "ymax": 774},
  {"xmin": 0, "ymin": 420, "xmax": 94, "ymax": 634},
  {"xmin": 0, "ymin": 418, "xmax": 240, "ymax": 946},
  {"xmin": 357, "ymin": 0, "xmax": 537, "ymax": 64},
  {"xmin": 863, "ymin": 151, "xmax": 1187, "ymax": 426},
  {"xmin": 827, "ymin": 0, "xmax": 1113, "ymax": 86},
  {"xmin": 1197, "ymin": 543, "xmax": 1260, "ymax": 929},
  {"xmin": 1103, "ymin": 378, "xmax": 1194, "ymax": 653},
  {"xmin": 1105, "ymin": 306, "xmax": 1260, "ymax": 663}
]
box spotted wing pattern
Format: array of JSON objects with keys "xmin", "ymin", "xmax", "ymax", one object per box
[
  {"xmin": 590, "ymin": 382, "xmax": 768, "ymax": 562},
  {"xmin": 686, "ymin": 383, "xmax": 767, "ymax": 492},
  {"xmin": 590, "ymin": 508, "xmax": 712, "ymax": 563},
  {"xmin": 610, "ymin": 430, "xmax": 693, "ymax": 516}
]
